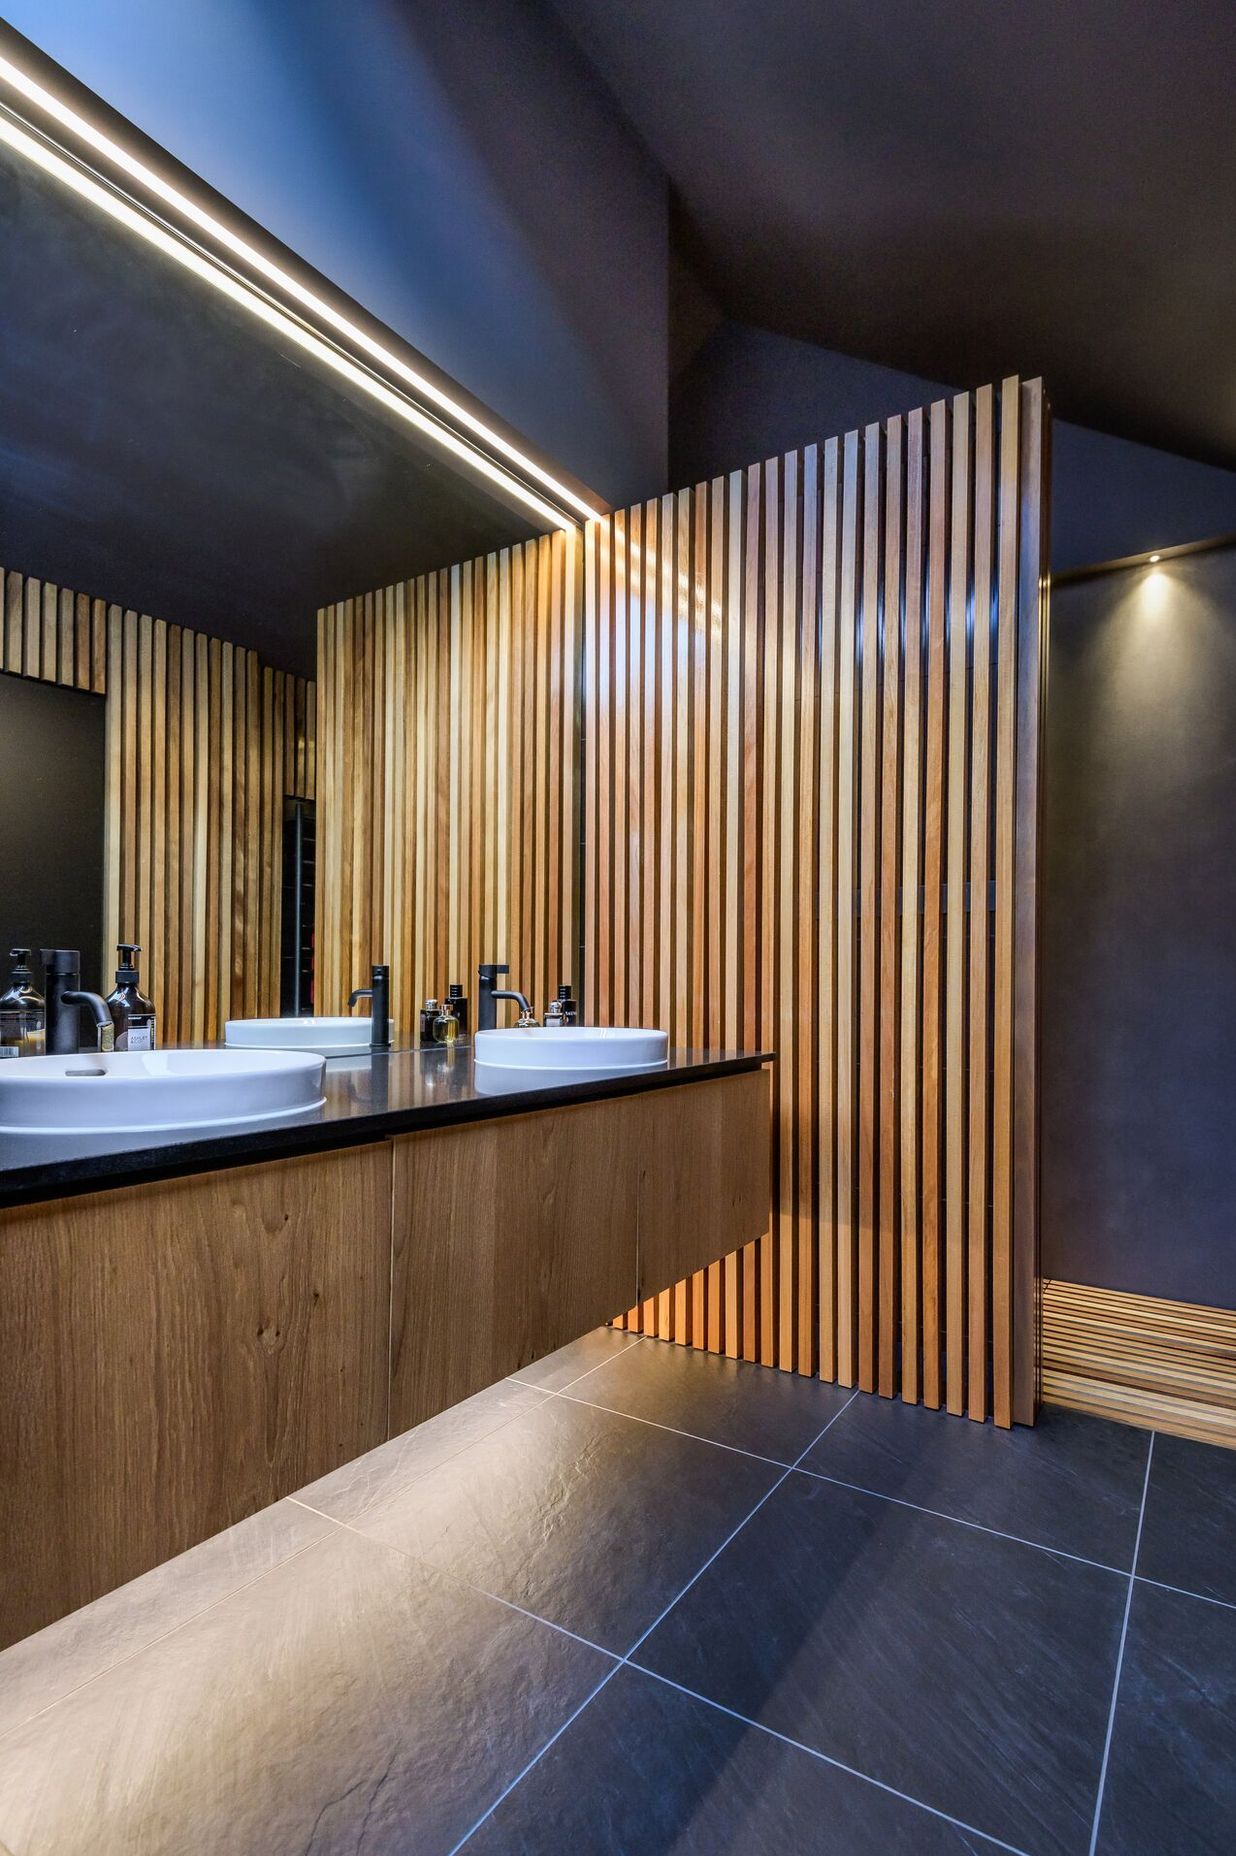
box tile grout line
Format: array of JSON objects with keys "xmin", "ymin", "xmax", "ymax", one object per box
[
  {"xmin": 625, "ymin": 1662, "xmax": 1034, "ymax": 1856},
  {"xmin": 291, "ymin": 1502, "xmax": 623, "ymax": 1666},
  {"xmin": 507, "ymin": 1332, "xmax": 646, "ymax": 1397},
  {"xmin": 618, "ymin": 1391, "xmax": 861, "ymax": 1663},
  {"xmin": 443, "ymin": 1663, "xmax": 624, "ymax": 1856},
  {"xmin": 450, "ymin": 1389, "xmax": 863, "ymax": 1852},
  {"xmin": 791, "ymin": 1466, "xmax": 1132, "ymax": 1579},
  {"xmin": 1087, "ymin": 1430, "xmax": 1155, "ymax": 1856},
  {"xmin": 1133, "ymin": 1571, "xmax": 1236, "ymax": 1614},
  {"xmin": 552, "ymin": 1387, "xmax": 798, "ymax": 1469},
  {"xmin": 0, "ymin": 1533, "xmax": 329, "ymax": 1747}
]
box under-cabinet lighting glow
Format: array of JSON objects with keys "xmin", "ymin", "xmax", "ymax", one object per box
[
  {"xmin": 0, "ymin": 52, "xmax": 590, "ymax": 529},
  {"xmin": 1148, "ymin": 553, "xmax": 1161, "ymax": 563}
]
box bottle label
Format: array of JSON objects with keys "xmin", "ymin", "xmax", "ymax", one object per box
[{"xmin": 123, "ymin": 1024, "xmax": 154, "ymax": 1052}]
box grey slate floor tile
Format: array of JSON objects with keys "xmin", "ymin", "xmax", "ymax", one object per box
[{"xmin": 638, "ymin": 1470, "xmax": 1126, "ymax": 1855}]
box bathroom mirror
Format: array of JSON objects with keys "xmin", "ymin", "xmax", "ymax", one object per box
[{"xmin": 0, "ymin": 89, "xmax": 570, "ymax": 1030}]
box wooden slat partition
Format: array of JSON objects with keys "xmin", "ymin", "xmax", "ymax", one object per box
[
  {"xmin": 593, "ymin": 379, "xmax": 1048, "ymax": 1424},
  {"xmin": 315, "ymin": 377, "xmax": 1048, "ymax": 1422},
  {"xmin": 1, "ymin": 565, "xmax": 314, "ymax": 1044},
  {"xmin": 314, "ymin": 533, "xmax": 580, "ymax": 1035},
  {"xmin": 1043, "ymin": 1279, "xmax": 1236, "ymax": 1449}
]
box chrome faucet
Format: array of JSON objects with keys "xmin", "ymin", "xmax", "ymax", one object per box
[
  {"xmin": 476, "ymin": 962, "xmax": 537, "ymax": 1030},
  {"xmin": 41, "ymin": 949, "xmax": 115, "ymax": 1054},
  {"xmin": 348, "ymin": 963, "xmax": 392, "ymax": 1052}
]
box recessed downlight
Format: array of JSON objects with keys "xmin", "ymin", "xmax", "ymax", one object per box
[{"xmin": 1148, "ymin": 553, "xmax": 1162, "ymax": 564}]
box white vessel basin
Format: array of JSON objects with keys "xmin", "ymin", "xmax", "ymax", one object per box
[
  {"xmin": 224, "ymin": 1015, "xmax": 393, "ymax": 1058},
  {"xmin": 473, "ymin": 1025, "xmax": 668, "ymax": 1083},
  {"xmin": 0, "ymin": 1049, "xmax": 326, "ymax": 1134}
]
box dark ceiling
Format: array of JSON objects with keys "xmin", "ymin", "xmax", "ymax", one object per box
[
  {"xmin": 0, "ymin": 142, "xmax": 537, "ymax": 678},
  {"xmin": 549, "ymin": 0, "xmax": 1236, "ymax": 471}
]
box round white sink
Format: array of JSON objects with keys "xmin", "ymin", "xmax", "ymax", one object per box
[
  {"xmin": 225, "ymin": 1016, "xmax": 393, "ymax": 1058},
  {"xmin": 473, "ymin": 1026, "xmax": 668, "ymax": 1082},
  {"xmin": 0, "ymin": 1049, "xmax": 326, "ymax": 1134}
]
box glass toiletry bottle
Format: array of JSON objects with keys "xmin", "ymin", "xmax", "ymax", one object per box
[
  {"xmin": 419, "ymin": 998, "xmax": 439, "ymax": 1045},
  {"xmin": 544, "ymin": 996, "xmax": 565, "ymax": 1027},
  {"xmin": 556, "ymin": 982, "xmax": 578, "ymax": 1026},
  {"xmin": 0, "ymin": 948, "xmax": 45, "ymax": 1058},
  {"xmin": 433, "ymin": 997, "xmax": 459, "ymax": 1044},
  {"xmin": 446, "ymin": 981, "xmax": 468, "ymax": 1037},
  {"xmin": 106, "ymin": 944, "xmax": 157, "ymax": 1051}
]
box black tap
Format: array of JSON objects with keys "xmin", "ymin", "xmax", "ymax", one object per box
[
  {"xmin": 349, "ymin": 964, "xmax": 391, "ymax": 1052},
  {"xmin": 476, "ymin": 961, "xmax": 536, "ymax": 1031},
  {"xmin": 40, "ymin": 949, "xmax": 115, "ymax": 1054}
]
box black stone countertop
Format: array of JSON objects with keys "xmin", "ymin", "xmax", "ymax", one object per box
[{"xmin": 0, "ymin": 1046, "xmax": 771, "ymax": 1209}]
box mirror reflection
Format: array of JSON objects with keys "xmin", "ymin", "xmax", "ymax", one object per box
[{"xmin": 0, "ymin": 127, "xmax": 544, "ymax": 1052}]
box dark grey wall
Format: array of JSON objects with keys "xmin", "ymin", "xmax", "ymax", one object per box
[
  {"xmin": 672, "ymin": 322, "xmax": 1236, "ymax": 572},
  {"xmin": 1043, "ymin": 548, "xmax": 1236, "ymax": 1306},
  {"xmin": 0, "ymin": 673, "xmax": 106, "ymax": 990},
  {"xmin": 4, "ymin": 0, "xmax": 669, "ymax": 510}
]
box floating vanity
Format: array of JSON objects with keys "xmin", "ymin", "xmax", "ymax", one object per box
[{"xmin": 0, "ymin": 1045, "xmax": 769, "ymax": 1648}]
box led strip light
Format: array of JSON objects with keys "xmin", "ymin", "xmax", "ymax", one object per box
[{"xmin": 0, "ymin": 51, "xmax": 590, "ymax": 530}]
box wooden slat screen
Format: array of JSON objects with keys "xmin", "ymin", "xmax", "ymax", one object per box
[
  {"xmin": 315, "ymin": 376, "xmax": 1047, "ymax": 1423},
  {"xmin": 596, "ymin": 380, "xmax": 1047, "ymax": 1424},
  {"xmin": 314, "ymin": 533, "xmax": 580, "ymax": 1034},
  {"xmin": 1, "ymin": 566, "xmax": 314, "ymax": 1045},
  {"xmin": 1043, "ymin": 1279, "xmax": 1236, "ymax": 1449}
]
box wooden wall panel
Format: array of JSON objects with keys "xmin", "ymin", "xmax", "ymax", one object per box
[
  {"xmin": 593, "ymin": 379, "xmax": 1049, "ymax": 1426},
  {"xmin": 1043, "ymin": 1280, "xmax": 1236, "ymax": 1449},
  {"xmin": 316, "ymin": 376, "xmax": 1048, "ymax": 1424},
  {"xmin": 314, "ymin": 533, "xmax": 580, "ymax": 1035},
  {"xmin": 1, "ymin": 565, "xmax": 315, "ymax": 1044}
]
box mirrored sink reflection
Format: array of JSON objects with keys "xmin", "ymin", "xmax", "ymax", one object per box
[
  {"xmin": 472, "ymin": 1026, "xmax": 668, "ymax": 1090},
  {"xmin": 224, "ymin": 1016, "xmax": 394, "ymax": 1058},
  {"xmin": 0, "ymin": 1049, "xmax": 326, "ymax": 1134}
]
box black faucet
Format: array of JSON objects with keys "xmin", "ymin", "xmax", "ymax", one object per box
[
  {"xmin": 348, "ymin": 964, "xmax": 391, "ymax": 1052},
  {"xmin": 41, "ymin": 949, "xmax": 115, "ymax": 1055},
  {"xmin": 476, "ymin": 962, "xmax": 537, "ymax": 1031}
]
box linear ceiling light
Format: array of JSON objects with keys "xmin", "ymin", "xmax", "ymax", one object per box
[{"xmin": 0, "ymin": 52, "xmax": 592, "ymax": 528}]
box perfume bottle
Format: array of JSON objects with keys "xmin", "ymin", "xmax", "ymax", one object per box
[{"xmin": 433, "ymin": 998, "xmax": 459, "ymax": 1044}]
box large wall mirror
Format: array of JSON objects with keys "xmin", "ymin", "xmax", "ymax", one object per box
[{"xmin": 0, "ymin": 28, "xmax": 588, "ymax": 1040}]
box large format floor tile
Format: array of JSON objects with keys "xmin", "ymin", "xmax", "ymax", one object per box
[
  {"xmin": 1136, "ymin": 1432, "xmax": 1236, "ymax": 1605},
  {"xmin": 509, "ymin": 1327, "xmax": 644, "ymax": 1393},
  {"xmin": 639, "ymin": 1472, "xmax": 1126, "ymax": 1855},
  {"xmin": 0, "ymin": 1498, "xmax": 331, "ymax": 1740},
  {"xmin": 570, "ymin": 1340, "xmax": 855, "ymax": 1463},
  {"xmin": 463, "ymin": 1662, "xmax": 1009, "ymax": 1854},
  {"xmin": 801, "ymin": 1394, "xmax": 1149, "ymax": 1567},
  {"xmin": 1096, "ymin": 1581, "xmax": 1236, "ymax": 1855},
  {"xmin": 0, "ymin": 1525, "xmax": 609, "ymax": 1856},
  {"xmin": 292, "ymin": 1377, "xmax": 547, "ymax": 1525},
  {"xmin": 354, "ymin": 1394, "xmax": 781, "ymax": 1652}
]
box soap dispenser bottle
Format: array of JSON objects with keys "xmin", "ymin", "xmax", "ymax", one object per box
[
  {"xmin": 0, "ymin": 949, "xmax": 46, "ymax": 1058},
  {"xmin": 106, "ymin": 944, "xmax": 157, "ymax": 1051}
]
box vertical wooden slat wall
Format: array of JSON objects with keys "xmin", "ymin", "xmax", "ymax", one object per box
[
  {"xmin": 0, "ymin": 565, "xmax": 315, "ymax": 1044},
  {"xmin": 314, "ymin": 531, "xmax": 580, "ymax": 1036},
  {"xmin": 313, "ymin": 375, "xmax": 1048, "ymax": 1423},
  {"xmin": 592, "ymin": 377, "xmax": 1048, "ymax": 1425}
]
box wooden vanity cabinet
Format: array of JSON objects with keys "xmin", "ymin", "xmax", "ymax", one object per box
[{"xmin": 0, "ymin": 1144, "xmax": 391, "ymax": 1647}]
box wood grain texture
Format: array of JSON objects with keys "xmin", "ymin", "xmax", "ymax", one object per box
[
  {"xmin": 0, "ymin": 564, "xmax": 315, "ymax": 1043},
  {"xmin": 389, "ymin": 1098, "xmax": 641, "ymax": 1428},
  {"xmin": 636, "ymin": 1071, "xmax": 772, "ymax": 1302},
  {"xmin": 0, "ymin": 1147, "xmax": 390, "ymax": 1649},
  {"xmin": 588, "ymin": 380, "xmax": 1049, "ymax": 1424},
  {"xmin": 1043, "ymin": 1279, "xmax": 1236, "ymax": 1449},
  {"xmin": 314, "ymin": 532, "xmax": 579, "ymax": 1038},
  {"xmin": 317, "ymin": 377, "xmax": 1048, "ymax": 1423}
]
